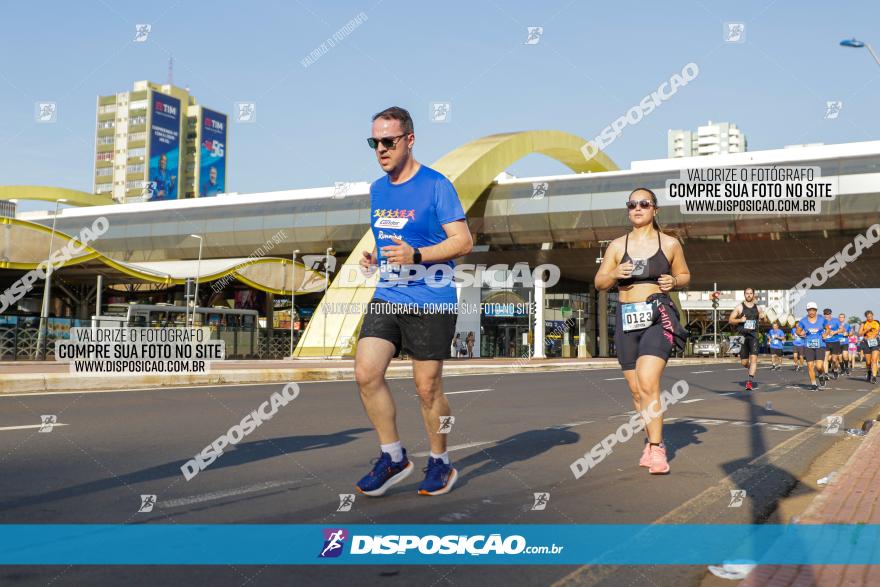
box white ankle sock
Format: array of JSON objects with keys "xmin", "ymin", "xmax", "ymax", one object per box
[
  {"xmin": 430, "ymin": 451, "xmax": 450, "ymax": 464},
  {"xmin": 381, "ymin": 441, "xmax": 403, "ymax": 462}
]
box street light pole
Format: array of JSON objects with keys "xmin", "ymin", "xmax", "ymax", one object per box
[
  {"xmin": 189, "ymin": 234, "xmax": 203, "ymax": 328},
  {"xmin": 36, "ymin": 198, "xmax": 68, "ymax": 360},
  {"xmin": 840, "ymin": 38, "xmax": 880, "ymax": 67},
  {"xmin": 289, "ymin": 249, "xmax": 300, "ymax": 358}
]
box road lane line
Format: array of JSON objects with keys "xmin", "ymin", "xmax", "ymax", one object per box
[
  {"xmin": 558, "ymin": 420, "xmax": 594, "ymax": 428},
  {"xmin": 603, "ymin": 377, "xmax": 625, "ymax": 381},
  {"xmin": 446, "ymin": 388, "xmax": 492, "ymax": 395},
  {"xmin": 679, "ymin": 398, "xmax": 705, "ymax": 404},
  {"xmin": 159, "ymin": 480, "xmax": 298, "ymax": 508},
  {"xmin": 719, "ymin": 392, "xmax": 737, "ymax": 396},
  {"xmin": 0, "ymin": 423, "xmax": 68, "ymax": 432},
  {"xmin": 411, "ymin": 441, "xmax": 493, "ymax": 457}
]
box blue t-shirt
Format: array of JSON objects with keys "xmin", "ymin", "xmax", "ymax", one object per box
[
  {"xmin": 791, "ymin": 327, "xmax": 804, "ymax": 346},
  {"xmin": 769, "ymin": 328, "xmax": 785, "ymax": 349},
  {"xmin": 825, "ymin": 317, "xmax": 841, "ymax": 342},
  {"xmin": 798, "ymin": 316, "xmax": 827, "ymax": 349},
  {"xmin": 370, "ymin": 165, "xmax": 466, "ymax": 306}
]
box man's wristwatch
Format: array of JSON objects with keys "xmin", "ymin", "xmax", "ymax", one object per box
[{"xmin": 413, "ymin": 248, "xmax": 422, "ymax": 264}]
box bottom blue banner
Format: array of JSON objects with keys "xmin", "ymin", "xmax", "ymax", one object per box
[{"xmin": 0, "ymin": 524, "xmax": 878, "ymax": 565}]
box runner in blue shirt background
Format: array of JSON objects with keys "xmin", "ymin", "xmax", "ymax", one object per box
[
  {"xmin": 791, "ymin": 324, "xmax": 805, "ymax": 372},
  {"xmin": 836, "ymin": 312, "xmax": 853, "ymax": 376},
  {"xmin": 822, "ymin": 308, "xmax": 843, "ymax": 380},
  {"xmin": 768, "ymin": 322, "xmax": 785, "ymax": 371},
  {"xmin": 796, "ymin": 302, "xmax": 829, "ymax": 392}
]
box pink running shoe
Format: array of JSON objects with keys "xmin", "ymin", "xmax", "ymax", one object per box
[
  {"xmin": 649, "ymin": 443, "xmax": 670, "ymax": 475},
  {"xmin": 639, "ymin": 441, "xmax": 651, "ymax": 467}
]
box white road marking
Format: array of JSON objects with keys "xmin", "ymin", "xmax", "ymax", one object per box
[
  {"xmin": 719, "ymin": 392, "xmax": 738, "ymax": 396},
  {"xmin": 446, "ymin": 388, "xmax": 492, "ymax": 395},
  {"xmin": 679, "ymin": 398, "xmax": 705, "ymax": 404},
  {"xmin": 0, "ymin": 423, "xmax": 68, "ymax": 432},
  {"xmin": 604, "ymin": 377, "xmax": 626, "ymax": 381},
  {"xmin": 558, "ymin": 420, "xmax": 594, "ymax": 428},
  {"xmin": 413, "ymin": 388, "xmax": 492, "ymax": 398},
  {"xmin": 159, "ymin": 480, "xmax": 298, "ymax": 508},
  {"xmin": 411, "ymin": 441, "xmax": 493, "ymax": 457},
  {"xmin": 726, "ymin": 368, "xmax": 742, "ymax": 371},
  {"xmin": 691, "ymin": 370, "xmax": 714, "ymax": 374}
]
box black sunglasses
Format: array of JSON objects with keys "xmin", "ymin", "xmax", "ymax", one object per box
[
  {"xmin": 626, "ymin": 199, "xmax": 654, "ymax": 210},
  {"xmin": 367, "ymin": 134, "xmax": 407, "ymax": 150}
]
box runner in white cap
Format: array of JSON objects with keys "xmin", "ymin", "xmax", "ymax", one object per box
[{"xmin": 795, "ymin": 302, "xmax": 829, "ymax": 392}]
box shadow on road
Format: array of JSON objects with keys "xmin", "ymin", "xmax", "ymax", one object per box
[
  {"xmin": 0, "ymin": 428, "xmax": 371, "ymax": 514},
  {"xmin": 452, "ymin": 428, "xmax": 580, "ymax": 490}
]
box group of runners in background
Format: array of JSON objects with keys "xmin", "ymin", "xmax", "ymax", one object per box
[{"xmin": 729, "ymin": 295, "xmax": 880, "ymax": 392}]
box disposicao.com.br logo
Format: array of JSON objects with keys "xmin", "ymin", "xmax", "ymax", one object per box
[{"xmin": 318, "ymin": 528, "xmax": 564, "ymax": 558}]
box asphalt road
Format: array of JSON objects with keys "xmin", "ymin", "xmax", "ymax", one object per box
[{"xmin": 1, "ymin": 361, "xmax": 878, "ymax": 586}]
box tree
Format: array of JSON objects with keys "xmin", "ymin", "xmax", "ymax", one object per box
[{"xmin": 849, "ymin": 316, "xmax": 861, "ymax": 325}]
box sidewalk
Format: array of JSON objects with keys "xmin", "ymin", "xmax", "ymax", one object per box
[
  {"xmin": 0, "ymin": 356, "xmax": 739, "ymax": 394},
  {"xmin": 740, "ymin": 423, "xmax": 880, "ymax": 587}
]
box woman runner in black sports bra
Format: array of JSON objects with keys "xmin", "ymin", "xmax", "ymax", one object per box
[{"xmin": 594, "ymin": 188, "xmax": 691, "ymax": 475}]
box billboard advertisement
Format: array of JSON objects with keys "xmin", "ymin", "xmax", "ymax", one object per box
[
  {"xmin": 199, "ymin": 108, "xmax": 227, "ymax": 197},
  {"xmin": 148, "ymin": 91, "xmax": 181, "ymax": 201}
]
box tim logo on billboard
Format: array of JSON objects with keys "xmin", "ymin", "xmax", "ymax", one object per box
[{"xmin": 318, "ymin": 528, "xmax": 348, "ymax": 558}]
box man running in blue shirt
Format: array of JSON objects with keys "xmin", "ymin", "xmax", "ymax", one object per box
[
  {"xmin": 836, "ymin": 312, "xmax": 852, "ymax": 376},
  {"xmin": 791, "ymin": 324, "xmax": 805, "ymax": 371},
  {"xmin": 796, "ymin": 302, "xmax": 829, "ymax": 392},
  {"xmin": 822, "ymin": 308, "xmax": 843, "ymax": 380},
  {"xmin": 768, "ymin": 321, "xmax": 785, "ymax": 370},
  {"xmin": 354, "ymin": 106, "xmax": 472, "ymax": 497}
]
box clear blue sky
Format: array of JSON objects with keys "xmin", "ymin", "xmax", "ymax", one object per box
[{"xmin": 1, "ymin": 0, "xmax": 878, "ymax": 314}]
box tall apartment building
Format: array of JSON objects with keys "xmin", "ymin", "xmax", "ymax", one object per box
[
  {"xmin": 668, "ymin": 121, "xmax": 747, "ymax": 158},
  {"xmin": 93, "ymin": 81, "xmax": 228, "ymax": 202}
]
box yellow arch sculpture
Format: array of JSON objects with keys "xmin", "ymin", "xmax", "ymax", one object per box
[
  {"xmin": 0, "ymin": 186, "xmax": 114, "ymax": 207},
  {"xmin": 0, "ymin": 217, "xmax": 321, "ymax": 295},
  {"xmin": 294, "ymin": 130, "xmax": 618, "ymax": 357}
]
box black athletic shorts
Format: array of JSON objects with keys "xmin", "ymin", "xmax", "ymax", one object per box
[
  {"xmin": 803, "ymin": 346, "xmax": 824, "ymax": 362},
  {"xmin": 826, "ymin": 341, "xmax": 842, "ymax": 354},
  {"xmin": 862, "ymin": 339, "xmax": 880, "ymax": 354},
  {"xmin": 358, "ymin": 298, "xmax": 457, "ymax": 361},
  {"xmin": 770, "ymin": 347, "xmax": 782, "ymax": 356},
  {"xmin": 739, "ymin": 335, "xmax": 759, "ymax": 359},
  {"xmin": 615, "ymin": 293, "xmax": 688, "ymax": 371}
]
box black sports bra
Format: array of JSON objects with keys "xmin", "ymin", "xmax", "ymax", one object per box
[{"xmin": 618, "ymin": 231, "xmax": 671, "ymax": 287}]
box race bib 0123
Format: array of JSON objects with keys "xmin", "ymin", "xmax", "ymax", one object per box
[{"xmin": 622, "ymin": 302, "xmax": 654, "ymax": 332}]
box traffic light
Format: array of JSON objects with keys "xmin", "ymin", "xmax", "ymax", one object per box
[{"xmin": 711, "ymin": 291, "xmax": 720, "ymax": 309}]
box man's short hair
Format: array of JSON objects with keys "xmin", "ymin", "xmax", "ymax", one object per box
[
  {"xmin": 744, "ymin": 287, "xmax": 754, "ymax": 295},
  {"xmin": 372, "ymin": 106, "xmax": 414, "ymax": 135}
]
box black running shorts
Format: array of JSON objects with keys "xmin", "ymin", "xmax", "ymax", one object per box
[
  {"xmin": 826, "ymin": 341, "xmax": 842, "ymax": 354},
  {"xmin": 803, "ymin": 347, "xmax": 824, "ymax": 362},
  {"xmin": 615, "ymin": 293, "xmax": 688, "ymax": 371},
  {"xmin": 739, "ymin": 335, "xmax": 759, "ymax": 359},
  {"xmin": 358, "ymin": 298, "xmax": 458, "ymax": 361}
]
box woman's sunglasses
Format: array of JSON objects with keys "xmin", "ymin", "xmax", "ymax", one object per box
[
  {"xmin": 626, "ymin": 199, "xmax": 654, "ymax": 210},
  {"xmin": 367, "ymin": 134, "xmax": 407, "ymax": 150}
]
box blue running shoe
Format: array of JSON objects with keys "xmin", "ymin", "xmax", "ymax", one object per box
[
  {"xmin": 418, "ymin": 457, "xmax": 459, "ymax": 496},
  {"xmin": 356, "ymin": 449, "xmax": 414, "ymax": 497}
]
